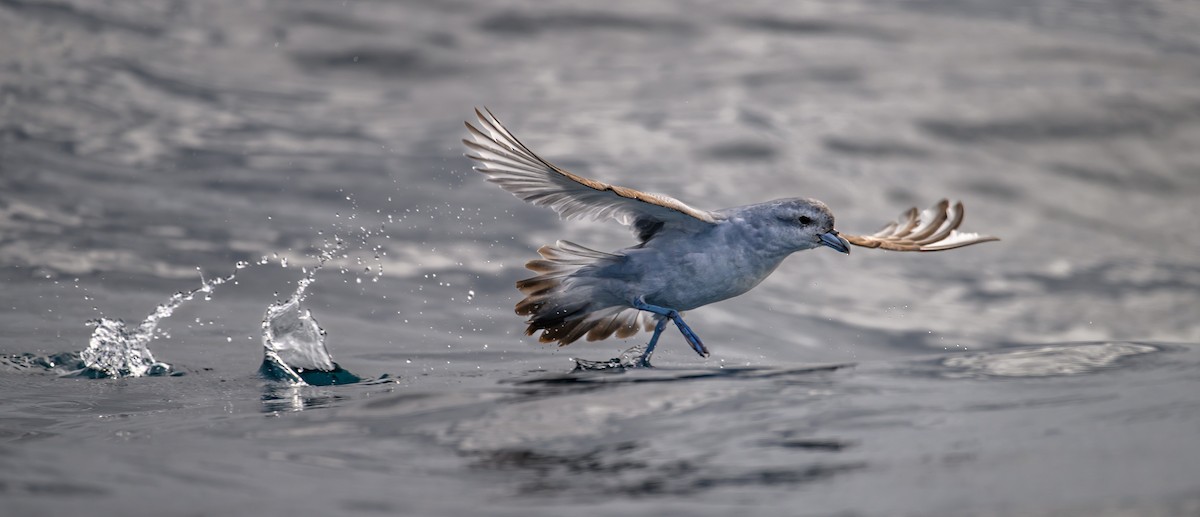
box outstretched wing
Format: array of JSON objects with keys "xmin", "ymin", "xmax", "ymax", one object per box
[
  {"xmin": 841, "ymin": 199, "xmax": 999, "ymax": 252},
  {"xmin": 463, "ymin": 108, "xmax": 718, "ymax": 240}
]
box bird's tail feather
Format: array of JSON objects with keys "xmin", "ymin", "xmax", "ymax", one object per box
[{"xmin": 516, "ymin": 240, "xmax": 653, "ymax": 345}]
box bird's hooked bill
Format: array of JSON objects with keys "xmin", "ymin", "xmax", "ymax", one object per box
[{"xmin": 820, "ymin": 231, "xmax": 851, "ymax": 254}]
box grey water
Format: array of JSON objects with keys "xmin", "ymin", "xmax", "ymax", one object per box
[{"xmin": 2, "ymin": 0, "xmax": 1200, "ymax": 515}]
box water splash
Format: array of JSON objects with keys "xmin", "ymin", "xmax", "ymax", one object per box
[
  {"xmin": 80, "ymin": 267, "xmax": 241, "ymax": 378},
  {"xmin": 572, "ymin": 342, "xmax": 651, "ymax": 372},
  {"xmin": 260, "ymin": 238, "xmax": 360, "ymax": 386}
]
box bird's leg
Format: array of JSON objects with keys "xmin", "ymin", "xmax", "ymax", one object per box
[
  {"xmin": 633, "ymin": 299, "xmax": 709, "ymax": 357},
  {"xmin": 636, "ymin": 316, "xmax": 670, "ymax": 367}
]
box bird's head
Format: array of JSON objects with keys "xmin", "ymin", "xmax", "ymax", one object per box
[{"xmin": 746, "ymin": 198, "xmax": 850, "ymax": 255}]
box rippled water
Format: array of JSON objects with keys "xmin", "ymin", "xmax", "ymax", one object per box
[{"xmin": 2, "ymin": 0, "xmax": 1199, "ymax": 515}]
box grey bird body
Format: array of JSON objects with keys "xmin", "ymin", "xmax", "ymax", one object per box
[
  {"xmin": 463, "ymin": 108, "xmax": 997, "ymax": 361},
  {"xmin": 579, "ymin": 199, "xmax": 829, "ymax": 312}
]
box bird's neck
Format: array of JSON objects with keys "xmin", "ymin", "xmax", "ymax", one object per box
[{"xmin": 725, "ymin": 217, "xmax": 798, "ymax": 262}]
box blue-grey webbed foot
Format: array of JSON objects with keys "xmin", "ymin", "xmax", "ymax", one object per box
[
  {"xmin": 634, "ymin": 316, "xmax": 670, "ymax": 367},
  {"xmin": 669, "ymin": 314, "xmax": 708, "ymax": 357},
  {"xmin": 633, "ymin": 299, "xmax": 710, "ymax": 358}
]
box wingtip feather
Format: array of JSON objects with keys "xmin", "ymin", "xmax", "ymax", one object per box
[{"xmin": 844, "ymin": 199, "xmax": 998, "ymax": 253}]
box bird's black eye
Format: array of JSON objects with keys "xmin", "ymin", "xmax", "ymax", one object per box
[{"xmin": 798, "ymin": 216, "xmax": 813, "ymax": 225}]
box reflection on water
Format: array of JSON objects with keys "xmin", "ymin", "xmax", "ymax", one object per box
[
  {"xmin": 471, "ymin": 441, "xmax": 867, "ymax": 497},
  {"xmin": 522, "ymin": 363, "xmax": 851, "ymax": 387},
  {"xmin": 942, "ymin": 342, "xmax": 1158, "ymax": 378},
  {"xmin": 260, "ymin": 385, "xmax": 349, "ymax": 413}
]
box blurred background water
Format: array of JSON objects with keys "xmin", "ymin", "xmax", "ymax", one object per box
[{"xmin": 2, "ymin": 0, "xmax": 1199, "ymax": 515}]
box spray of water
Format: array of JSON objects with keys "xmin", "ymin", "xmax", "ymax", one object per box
[
  {"xmin": 76, "ymin": 192, "xmax": 390, "ymax": 382},
  {"xmin": 80, "ymin": 264, "xmax": 245, "ymax": 377},
  {"xmin": 259, "ymin": 237, "xmax": 360, "ymax": 386},
  {"xmin": 572, "ymin": 341, "xmax": 652, "ymax": 372},
  {"xmin": 258, "ymin": 197, "xmax": 390, "ymax": 386}
]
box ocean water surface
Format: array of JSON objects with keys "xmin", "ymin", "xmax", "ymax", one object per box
[{"xmin": 2, "ymin": 0, "xmax": 1199, "ymax": 515}]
